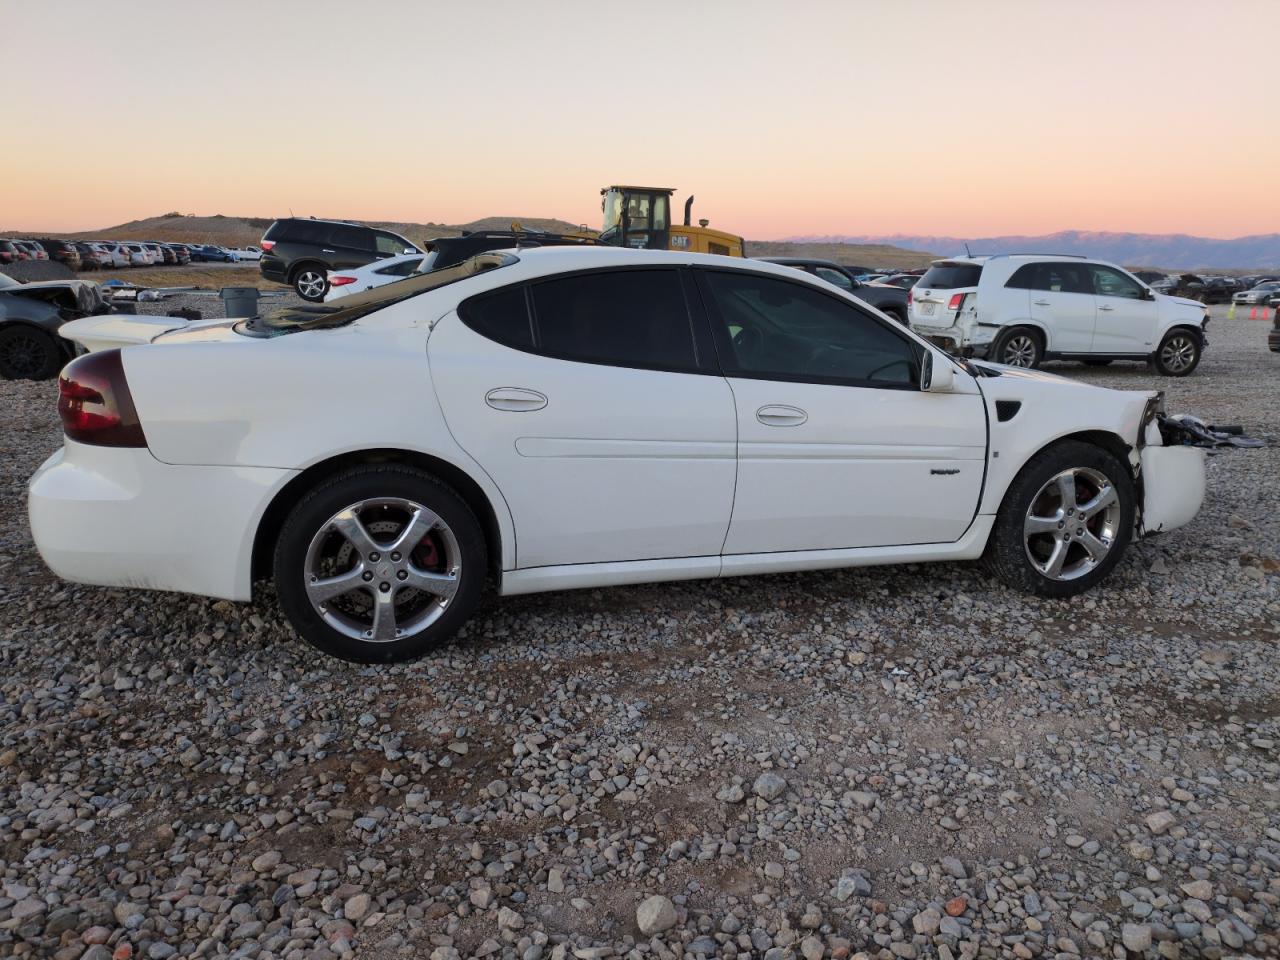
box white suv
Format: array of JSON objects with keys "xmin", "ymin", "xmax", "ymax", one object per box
[{"xmin": 908, "ymin": 255, "xmax": 1209, "ymax": 376}]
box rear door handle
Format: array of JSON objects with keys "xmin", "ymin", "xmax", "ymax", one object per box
[
  {"xmin": 485, "ymin": 387, "xmax": 548, "ymax": 412},
  {"xmin": 321, "ymin": 248, "xmax": 336, "ymax": 253},
  {"xmin": 1098, "ymin": 304, "xmax": 1115, "ymax": 311},
  {"xmin": 756, "ymin": 404, "xmax": 807, "ymax": 427},
  {"xmin": 1033, "ymin": 298, "xmax": 1051, "ymax": 306}
]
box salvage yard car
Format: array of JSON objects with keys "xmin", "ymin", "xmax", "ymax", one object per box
[
  {"xmin": 908, "ymin": 254, "xmax": 1210, "ymax": 376},
  {"xmin": 30, "ymin": 248, "xmax": 1205, "ymax": 663},
  {"xmin": 0, "ymin": 272, "xmax": 109, "ymax": 379}
]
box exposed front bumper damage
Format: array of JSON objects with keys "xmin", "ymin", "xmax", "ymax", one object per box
[{"xmin": 1137, "ymin": 445, "xmax": 1205, "ymax": 537}]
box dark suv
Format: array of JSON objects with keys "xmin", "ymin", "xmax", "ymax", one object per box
[{"xmin": 259, "ymin": 218, "xmax": 420, "ymax": 301}]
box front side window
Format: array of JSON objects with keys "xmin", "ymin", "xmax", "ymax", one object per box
[
  {"xmin": 375, "ymin": 233, "xmax": 411, "ymax": 256},
  {"xmin": 1090, "ymin": 265, "xmax": 1144, "ymax": 299},
  {"xmin": 705, "ymin": 270, "xmax": 919, "ymax": 387},
  {"xmin": 530, "ymin": 269, "xmax": 698, "ymax": 372},
  {"xmin": 814, "ymin": 266, "xmax": 853, "ymax": 289}
]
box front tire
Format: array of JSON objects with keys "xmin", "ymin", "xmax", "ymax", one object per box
[
  {"xmin": 292, "ymin": 265, "xmax": 329, "ymax": 301},
  {"xmin": 273, "ymin": 465, "xmax": 487, "ymax": 662},
  {"xmin": 1153, "ymin": 329, "xmax": 1201, "ymax": 377},
  {"xmin": 983, "ymin": 440, "xmax": 1134, "ymax": 598},
  {"xmin": 0, "ymin": 326, "xmax": 63, "ymax": 380},
  {"xmin": 992, "ymin": 327, "xmax": 1043, "ymax": 368}
]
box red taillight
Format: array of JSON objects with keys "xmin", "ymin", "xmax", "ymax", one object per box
[
  {"xmin": 57, "ymin": 350, "xmax": 147, "ymax": 448},
  {"xmin": 329, "ymin": 275, "xmax": 356, "ymax": 286},
  {"xmin": 260, "ymin": 239, "xmax": 275, "ymax": 252},
  {"xmin": 907, "ymin": 288, "xmax": 913, "ymax": 305},
  {"xmin": 948, "ymin": 293, "xmax": 965, "ymax": 310}
]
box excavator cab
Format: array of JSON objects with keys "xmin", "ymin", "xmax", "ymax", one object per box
[
  {"xmin": 599, "ymin": 185, "xmax": 743, "ymax": 257},
  {"xmin": 600, "ymin": 186, "xmax": 672, "ymax": 251}
]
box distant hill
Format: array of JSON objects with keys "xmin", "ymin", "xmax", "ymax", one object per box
[
  {"xmin": 746, "ymin": 240, "xmax": 937, "ymax": 271},
  {"xmin": 6, "ymin": 213, "xmax": 586, "ymax": 249},
  {"xmin": 786, "ymin": 230, "xmax": 1280, "ymax": 271}
]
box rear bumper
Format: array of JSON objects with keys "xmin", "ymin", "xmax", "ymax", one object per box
[
  {"xmin": 1138, "ymin": 445, "xmax": 1205, "ymax": 537},
  {"xmin": 259, "ymin": 257, "xmax": 287, "ymax": 282},
  {"xmin": 28, "ymin": 441, "xmax": 294, "ymax": 601}
]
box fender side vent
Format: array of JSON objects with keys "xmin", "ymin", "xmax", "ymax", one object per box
[{"xmin": 996, "ymin": 400, "xmax": 1021, "ymax": 422}]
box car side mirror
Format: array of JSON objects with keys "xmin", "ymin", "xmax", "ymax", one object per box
[
  {"xmin": 921, "ymin": 351, "xmax": 956, "ymax": 393},
  {"xmin": 1143, "ymin": 288, "xmax": 1155, "ymax": 301}
]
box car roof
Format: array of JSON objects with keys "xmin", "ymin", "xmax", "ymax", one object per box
[
  {"xmin": 484, "ymin": 246, "xmax": 817, "ymax": 277},
  {"xmin": 754, "ymin": 256, "xmax": 845, "ymax": 269}
]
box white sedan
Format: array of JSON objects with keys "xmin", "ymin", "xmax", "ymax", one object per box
[
  {"xmin": 324, "ymin": 251, "xmax": 430, "ymax": 302},
  {"xmin": 31, "ymin": 248, "xmax": 1205, "ymax": 662}
]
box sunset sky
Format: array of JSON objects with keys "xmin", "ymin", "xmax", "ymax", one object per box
[{"xmin": 5, "ymin": 0, "xmax": 1277, "ymax": 238}]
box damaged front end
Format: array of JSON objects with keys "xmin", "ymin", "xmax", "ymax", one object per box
[{"xmin": 1134, "ymin": 393, "xmax": 1207, "ymax": 538}]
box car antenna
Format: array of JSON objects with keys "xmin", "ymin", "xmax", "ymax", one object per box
[{"xmin": 964, "ymin": 242, "xmax": 972, "ymax": 257}]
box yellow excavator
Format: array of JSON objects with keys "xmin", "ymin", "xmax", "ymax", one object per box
[{"xmin": 596, "ymin": 185, "xmax": 744, "ymax": 257}]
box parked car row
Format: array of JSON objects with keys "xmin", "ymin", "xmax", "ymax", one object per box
[{"xmin": 0, "ymin": 237, "xmax": 265, "ymax": 272}]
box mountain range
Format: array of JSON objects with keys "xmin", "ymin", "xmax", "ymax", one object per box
[{"xmin": 781, "ymin": 231, "xmax": 1280, "ymax": 271}]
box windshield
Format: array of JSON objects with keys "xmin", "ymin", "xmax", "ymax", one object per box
[
  {"xmin": 601, "ymin": 189, "xmax": 623, "ymax": 235},
  {"xmin": 250, "ymin": 252, "xmax": 518, "ymax": 333}
]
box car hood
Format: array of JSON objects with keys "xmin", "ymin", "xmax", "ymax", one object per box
[
  {"xmin": 1159, "ymin": 293, "xmax": 1206, "ymax": 310},
  {"xmin": 969, "ymin": 359, "xmax": 1155, "ymax": 444}
]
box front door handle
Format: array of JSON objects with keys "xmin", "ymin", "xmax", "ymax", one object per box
[
  {"xmin": 1098, "ymin": 304, "xmax": 1115, "ymax": 311},
  {"xmin": 485, "ymin": 387, "xmax": 548, "ymax": 412},
  {"xmin": 756, "ymin": 404, "xmax": 807, "ymax": 427},
  {"xmin": 322, "ymin": 248, "xmax": 336, "ymax": 253},
  {"xmin": 1033, "ymin": 298, "xmax": 1051, "ymax": 306}
]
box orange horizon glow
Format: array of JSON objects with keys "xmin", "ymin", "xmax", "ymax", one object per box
[{"xmin": 4, "ymin": 0, "xmax": 1277, "ymax": 240}]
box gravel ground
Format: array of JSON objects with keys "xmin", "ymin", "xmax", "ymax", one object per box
[{"xmin": 1, "ymin": 309, "xmax": 1277, "ymax": 960}]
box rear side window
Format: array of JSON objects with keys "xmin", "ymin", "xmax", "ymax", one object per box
[
  {"xmin": 462, "ymin": 286, "xmax": 534, "ymax": 350},
  {"xmin": 529, "ymin": 269, "xmax": 698, "ymax": 372},
  {"xmin": 375, "ymin": 257, "xmax": 423, "ymax": 277},
  {"xmin": 918, "ymin": 262, "xmax": 982, "ymax": 289},
  {"xmin": 328, "ymin": 224, "xmax": 374, "ymax": 251},
  {"xmin": 1006, "ymin": 262, "xmax": 1092, "ymax": 294},
  {"xmin": 276, "ymin": 220, "xmax": 330, "ymax": 244}
]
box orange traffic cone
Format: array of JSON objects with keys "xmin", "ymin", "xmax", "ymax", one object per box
[{"xmin": 1249, "ymin": 305, "xmax": 1258, "ymax": 320}]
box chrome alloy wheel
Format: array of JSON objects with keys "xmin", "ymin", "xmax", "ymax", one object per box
[
  {"xmin": 1159, "ymin": 334, "xmax": 1196, "ymax": 374},
  {"xmin": 296, "ymin": 270, "xmax": 326, "ymax": 299},
  {"xmin": 303, "ymin": 498, "xmax": 461, "ymax": 642},
  {"xmin": 1023, "ymin": 467, "xmax": 1121, "ymax": 581},
  {"xmin": 1001, "ymin": 333, "xmax": 1038, "ymax": 367}
]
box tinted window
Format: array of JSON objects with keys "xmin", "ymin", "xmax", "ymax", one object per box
[
  {"xmin": 329, "ymin": 224, "xmax": 374, "ymax": 251},
  {"xmin": 529, "ymin": 269, "xmax": 697, "ymax": 371},
  {"xmin": 706, "ymin": 270, "xmax": 919, "ymax": 386},
  {"xmin": 375, "ymin": 257, "xmax": 423, "ymax": 277},
  {"xmin": 279, "ymin": 220, "xmax": 330, "ymax": 244},
  {"xmin": 1008, "ymin": 262, "xmax": 1092, "ymax": 294},
  {"xmin": 814, "ymin": 266, "xmax": 853, "ymax": 289},
  {"xmin": 1090, "ymin": 265, "xmax": 1144, "ymax": 299},
  {"xmin": 918, "ymin": 262, "xmax": 982, "ymax": 289},
  {"xmin": 462, "ymin": 285, "xmax": 533, "ymax": 350}
]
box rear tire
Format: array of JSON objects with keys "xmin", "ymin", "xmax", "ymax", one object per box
[
  {"xmin": 983, "ymin": 440, "xmax": 1134, "ymax": 598},
  {"xmin": 0, "ymin": 326, "xmax": 63, "ymax": 380},
  {"xmin": 991, "ymin": 327, "xmax": 1043, "ymax": 368},
  {"xmin": 292, "ymin": 264, "xmax": 329, "ymax": 301},
  {"xmin": 273, "ymin": 465, "xmax": 487, "ymax": 663},
  {"xmin": 1153, "ymin": 329, "xmax": 1201, "ymax": 377}
]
